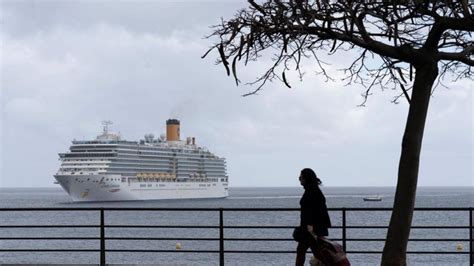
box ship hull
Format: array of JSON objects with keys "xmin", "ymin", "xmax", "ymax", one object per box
[{"xmin": 54, "ymin": 174, "xmax": 228, "ymax": 202}]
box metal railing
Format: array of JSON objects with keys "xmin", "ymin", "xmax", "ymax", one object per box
[{"xmin": 0, "ymin": 207, "xmax": 471, "ymax": 265}]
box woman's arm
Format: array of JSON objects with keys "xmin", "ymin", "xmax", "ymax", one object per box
[{"xmin": 307, "ymin": 225, "xmax": 318, "ymax": 238}]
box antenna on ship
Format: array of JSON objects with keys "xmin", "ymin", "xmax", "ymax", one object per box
[{"xmin": 102, "ymin": 120, "xmax": 113, "ymax": 135}]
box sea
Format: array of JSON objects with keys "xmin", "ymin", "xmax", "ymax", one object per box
[{"xmin": 0, "ymin": 186, "xmax": 472, "ymax": 265}]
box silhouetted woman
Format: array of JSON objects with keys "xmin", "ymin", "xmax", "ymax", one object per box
[{"xmin": 295, "ymin": 168, "xmax": 331, "ymax": 266}]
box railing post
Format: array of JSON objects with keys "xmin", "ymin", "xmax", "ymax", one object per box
[
  {"xmin": 470, "ymin": 208, "xmax": 473, "ymax": 266},
  {"xmin": 219, "ymin": 208, "xmax": 224, "ymax": 266},
  {"xmin": 342, "ymin": 208, "xmax": 346, "ymax": 252},
  {"xmin": 100, "ymin": 209, "xmax": 106, "ymax": 266}
]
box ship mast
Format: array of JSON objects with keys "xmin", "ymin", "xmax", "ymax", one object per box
[{"xmin": 102, "ymin": 120, "xmax": 113, "ymax": 135}]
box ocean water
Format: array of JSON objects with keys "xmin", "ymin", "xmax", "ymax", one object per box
[{"xmin": 0, "ymin": 186, "xmax": 472, "ymax": 265}]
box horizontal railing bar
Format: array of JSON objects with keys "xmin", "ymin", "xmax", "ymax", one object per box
[
  {"xmin": 107, "ymin": 208, "xmax": 299, "ymax": 212},
  {"xmin": 106, "ymin": 237, "xmax": 335, "ymax": 242},
  {"xmin": 346, "ymin": 238, "xmax": 470, "ymax": 242},
  {"xmin": 106, "ymin": 237, "xmax": 220, "ymax": 241},
  {"xmin": 1, "ymin": 249, "xmax": 468, "ymax": 255},
  {"xmin": 114, "ymin": 225, "xmax": 341, "ymax": 229},
  {"xmin": 220, "ymin": 250, "xmax": 295, "ymax": 254},
  {"xmin": 104, "ymin": 249, "xmax": 471, "ymax": 255},
  {"xmin": 345, "ymin": 226, "xmax": 470, "ymax": 229},
  {"xmin": 0, "ymin": 249, "xmax": 99, "ymax": 252},
  {"xmin": 105, "ymin": 225, "xmax": 219, "ymax": 228},
  {"xmin": 331, "ymin": 208, "xmax": 472, "ymax": 212},
  {"xmin": 111, "ymin": 224, "xmax": 307, "ymax": 228},
  {"xmin": 107, "ymin": 249, "xmax": 292, "ymax": 253},
  {"xmin": 0, "ymin": 237, "xmax": 99, "ymax": 240},
  {"xmin": 221, "ymin": 226, "xmax": 294, "ymax": 229},
  {"xmin": 0, "ymin": 208, "xmax": 104, "ymax": 212},
  {"xmin": 222, "ymin": 225, "xmax": 470, "ymax": 229},
  {"xmin": 346, "ymin": 251, "xmax": 471, "ymax": 254},
  {"xmin": 219, "ymin": 250, "xmax": 470, "ymax": 254},
  {"xmin": 0, "ymin": 225, "xmax": 99, "ymax": 228},
  {"xmin": 224, "ymin": 238, "xmax": 293, "ymax": 241},
  {"xmin": 106, "ymin": 249, "xmax": 220, "ymax": 253},
  {"xmin": 1, "ymin": 237, "xmax": 467, "ymax": 242},
  {"xmin": 0, "ymin": 207, "xmax": 470, "ymax": 211},
  {"xmin": 221, "ymin": 238, "xmax": 465, "ymax": 242},
  {"xmin": 0, "ymin": 225, "xmax": 468, "ymax": 229},
  {"xmin": 94, "ymin": 225, "xmax": 448, "ymax": 229},
  {"xmin": 105, "ymin": 238, "xmax": 296, "ymax": 241},
  {"xmin": 0, "ymin": 208, "xmax": 222, "ymax": 212},
  {"xmin": 208, "ymin": 238, "xmax": 470, "ymax": 242}
]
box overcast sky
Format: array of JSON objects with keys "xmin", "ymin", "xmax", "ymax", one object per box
[{"xmin": 1, "ymin": 0, "xmax": 472, "ymax": 188}]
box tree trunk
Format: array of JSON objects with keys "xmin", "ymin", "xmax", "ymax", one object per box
[{"xmin": 381, "ymin": 62, "xmax": 438, "ymax": 266}]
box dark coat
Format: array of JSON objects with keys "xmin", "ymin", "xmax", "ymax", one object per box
[{"xmin": 299, "ymin": 186, "xmax": 332, "ymax": 236}]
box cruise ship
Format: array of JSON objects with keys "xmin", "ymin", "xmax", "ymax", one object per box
[{"xmin": 54, "ymin": 119, "xmax": 228, "ymax": 201}]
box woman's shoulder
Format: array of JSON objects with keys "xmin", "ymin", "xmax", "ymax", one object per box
[
  {"xmin": 308, "ymin": 187, "xmax": 327, "ymax": 202},
  {"xmin": 301, "ymin": 188, "xmax": 319, "ymax": 200}
]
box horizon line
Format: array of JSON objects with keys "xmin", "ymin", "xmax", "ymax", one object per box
[{"xmin": 0, "ymin": 185, "xmax": 472, "ymax": 189}]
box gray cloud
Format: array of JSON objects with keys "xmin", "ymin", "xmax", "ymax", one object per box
[
  {"xmin": 1, "ymin": 0, "xmax": 472, "ymax": 188},
  {"xmin": 1, "ymin": 1, "xmax": 245, "ymax": 37}
]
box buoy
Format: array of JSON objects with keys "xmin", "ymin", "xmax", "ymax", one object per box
[
  {"xmin": 456, "ymin": 243, "xmax": 463, "ymax": 251},
  {"xmin": 175, "ymin": 242, "xmax": 182, "ymax": 250}
]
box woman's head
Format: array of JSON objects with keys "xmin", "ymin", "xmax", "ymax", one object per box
[{"xmin": 299, "ymin": 168, "xmax": 322, "ymax": 188}]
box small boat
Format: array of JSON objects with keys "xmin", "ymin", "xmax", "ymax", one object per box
[{"xmin": 363, "ymin": 196, "xmax": 383, "ymax": 202}]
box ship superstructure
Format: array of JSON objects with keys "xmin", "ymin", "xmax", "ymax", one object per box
[{"xmin": 54, "ymin": 119, "xmax": 228, "ymax": 201}]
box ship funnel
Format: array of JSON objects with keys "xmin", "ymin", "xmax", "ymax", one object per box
[{"xmin": 166, "ymin": 119, "xmax": 180, "ymax": 142}]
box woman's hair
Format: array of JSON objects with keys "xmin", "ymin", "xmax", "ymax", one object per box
[{"xmin": 301, "ymin": 168, "xmax": 322, "ymax": 187}]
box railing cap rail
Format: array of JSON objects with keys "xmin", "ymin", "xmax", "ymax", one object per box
[{"xmin": 0, "ymin": 207, "xmax": 471, "ymax": 211}]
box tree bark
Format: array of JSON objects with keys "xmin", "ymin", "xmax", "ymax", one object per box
[{"xmin": 381, "ymin": 62, "xmax": 438, "ymax": 266}]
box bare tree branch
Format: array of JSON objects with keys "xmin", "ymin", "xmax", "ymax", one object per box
[
  {"xmin": 203, "ymin": 0, "xmax": 473, "ymax": 100},
  {"xmin": 438, "ymin": 45, "xmax": 474, "ymax": 66}
]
